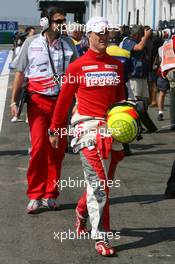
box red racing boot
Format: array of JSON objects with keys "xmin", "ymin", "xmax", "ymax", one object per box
[{"xmin": 95, "ymin": 240, "xmax": 116, "ymax": 256}]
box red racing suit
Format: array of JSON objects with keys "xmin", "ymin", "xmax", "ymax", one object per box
[{"xmin": 50, "ymin": 48, "xmax": 125, "ymax": 239}]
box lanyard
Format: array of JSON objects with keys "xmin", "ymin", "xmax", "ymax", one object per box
[{"xmin": 46, "ymin": 37, "xmax": 66, "ymax": 87}]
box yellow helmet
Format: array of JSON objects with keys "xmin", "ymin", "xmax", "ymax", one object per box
[{"xmin": 107, "ymin": 111, "xmax": 139, "ymax": 143}]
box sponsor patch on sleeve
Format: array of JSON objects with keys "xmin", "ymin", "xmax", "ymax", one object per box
[
  {"xmin": 82, "ymin": 65, "xmax": 98, "ymax": 70},
  {"xmin": 105, "ymin": 64, "xmax": 118, "ymax": 69}
]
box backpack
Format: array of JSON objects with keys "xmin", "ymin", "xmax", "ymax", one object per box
[{"xmin": 130, "ymin": 56, "xmax": 146, "ymax": 78}]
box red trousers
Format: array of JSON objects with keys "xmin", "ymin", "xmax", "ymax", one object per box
[
  {"xmin": 27, "ymin": 94, "xmax": 67, "ymax": 200},
  {"xmin": 77, "ymin": 148, "xmax": 124, "ymax": 234}
]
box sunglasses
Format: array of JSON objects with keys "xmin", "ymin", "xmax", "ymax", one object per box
[{"xmin": 51, "ymin": 19, "xmax": 65, "ymax": 24}]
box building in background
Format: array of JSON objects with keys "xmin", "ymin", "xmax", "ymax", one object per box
[
  {"xmin": 88, "ymin": 0, "xmax": 175, "ymax": 29},
  {"xmin": 37, "ymin": 0, "xmax": 87, "ymax": 23},
  {"xmin": 37, "ymin": 0, "xmax": 175, "ymax": 29}
]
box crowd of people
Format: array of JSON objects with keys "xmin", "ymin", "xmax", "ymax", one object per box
[{"xmin": 10, "ymin": 6, "xmax": 175, "ymax": 257}]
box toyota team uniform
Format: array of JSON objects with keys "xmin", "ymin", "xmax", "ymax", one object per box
[
  {"xmin": 16, "ymin": 33, "xmax": 78, "ymax": 201},
  {"xmin": 50, "ymin": 48, "xmax": 125, "ymax": 240}
]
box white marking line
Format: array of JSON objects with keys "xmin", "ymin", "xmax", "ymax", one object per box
[
  {"xmin": 17, "ymin": 167, "xmax": 27, "ymax": 171},
  {"xmin": 148, "ymin": 254, "xmax": 171, "ymax": 257},
  {"xmin": 0, "ymin": 50, "xmax": 13, "ymax": 131}
]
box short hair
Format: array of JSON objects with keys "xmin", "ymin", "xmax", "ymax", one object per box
[
  {"xmin": 130, "ymin": 25, "xmax": 144, "ymax": 37},
  {"xmin": 41, "ymin": 6, "xmax": 65, "ymax": 20},
  {"xmin": 49, "ymin": 6, "xmax": 65, "ymax": 18},
  {"xmin": 25, "ymin": 26, "xmax": 35, "ymax": 35}
]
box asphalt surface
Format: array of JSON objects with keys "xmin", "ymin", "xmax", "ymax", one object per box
[{"xmin": 0, "ymin": 45, "xmax": 175, "ymax": 264}]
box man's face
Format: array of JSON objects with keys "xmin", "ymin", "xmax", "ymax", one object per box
[
  {"xmin": 72, "ymin": 30, "xmax": 83, "ymax": 41},
  {"xmin": 28, "ymin": 29, "xmax": 35, "ymax": 36},
  {"xmin": 88, "ymin": 30, "xmax": 109, "ymax": 53},
  {"xmin": 50, "ymin": 13, "xmax": 65, "ymax": 35}
]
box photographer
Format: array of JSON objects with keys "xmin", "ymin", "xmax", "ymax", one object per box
[{"xmin": 120, "ymin": 25, "xmax": 152, "ymax": 105}]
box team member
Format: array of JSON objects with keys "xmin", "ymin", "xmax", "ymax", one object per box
[
  {"xmin": 49, "ymin": 17, "xmax": 125, "ymax": 256},
  {"xmin": 10, "ymin": 6, "xmax": 78, "ymax": 213},
  {"xmin": 158, "ymin": 35, "xmax": 175, "ymax": 121}
]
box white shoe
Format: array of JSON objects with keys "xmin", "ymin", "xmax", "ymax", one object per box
[
  {"xmin": 42, "ymin": 198, "xmax": 57, "ymax": 209},
  {"xmin": 11, "ymin": 116, "xmax": 24, "ymax": 122},
  {"xmin": 26, "ymin": 199, "xmax": 42, "ymax": 214}
]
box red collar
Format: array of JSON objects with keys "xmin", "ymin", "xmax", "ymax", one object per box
[{"xmin": 86, "ymin": 49, "xmax": 107, "ymax": 59}]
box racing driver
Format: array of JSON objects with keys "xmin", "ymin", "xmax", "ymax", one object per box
[{"xmin": 49, "ymin": 17, "xmax": 125, "ymax": 256}]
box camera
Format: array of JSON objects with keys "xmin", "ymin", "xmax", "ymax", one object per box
[
  {"xmin": 152, "ymin": 19, "xmax": 175, "ymax": 39},
  {"xmin": 152, "ymin": 28, "xmax": 175, "ymax": 39}
]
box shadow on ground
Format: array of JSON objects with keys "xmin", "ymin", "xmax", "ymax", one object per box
[
  {"xmin": 110, "ymin": 194, "xmax": 166, "ymax": 205},
  {"xmin": 112, "ymin": 227, "xmax": 175, "ymax": 252}
]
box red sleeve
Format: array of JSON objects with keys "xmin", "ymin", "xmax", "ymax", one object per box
[
  {"xmin": 50, "ymin": 64, "xmax": 78, "ymax": 131},
  {"xmin": 116, "ymin": 62, "xmax": 125, "ymax": 101}
]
